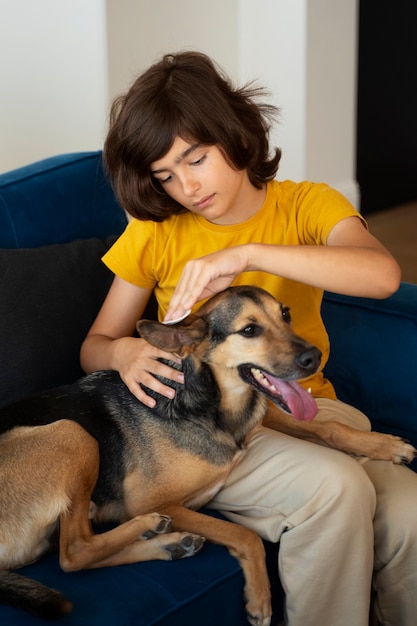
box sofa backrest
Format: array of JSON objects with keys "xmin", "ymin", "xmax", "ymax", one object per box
[
  {"xmin": 322, "ymin": 284, "xmax": 417, "ymax": 448},
  {"xmin": 0, "ymin": 152, "xmax": 127, "ymax": 248},
  {"xmin": 0, "ymin": 152, "xmax": 128, "ymax": 408}
]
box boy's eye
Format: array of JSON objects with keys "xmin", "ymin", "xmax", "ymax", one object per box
[
  {"xmin": 156, "ymin": 174, "xmax": 173, "ymax": 185},
  {"xmin": 191, "ymin": 154, "xmax": 206, "ymax": 167}
]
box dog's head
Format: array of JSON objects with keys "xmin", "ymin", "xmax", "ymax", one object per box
[{"xmin": 137, "ymin": 286, "xmax": 321, "ymax": 422}]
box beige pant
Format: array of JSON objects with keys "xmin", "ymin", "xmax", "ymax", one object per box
[{"xmin": 207, "ymin": 398, "xmax": 417, "ymax": 626}]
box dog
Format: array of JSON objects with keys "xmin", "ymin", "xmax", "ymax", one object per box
[
  {"xmin": 0, "ymin": 285, "xmax": 322, "ymax": 626},
  {"xmin": 1, "ymin": 285, "xmax": 415, "ymax": 624}
]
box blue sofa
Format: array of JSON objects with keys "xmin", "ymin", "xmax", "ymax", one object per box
[{"xmin": 1, "ymin": 152, "xmax": 416, "ymax": 625}]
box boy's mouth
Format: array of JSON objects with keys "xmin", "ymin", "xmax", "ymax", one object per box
[{"xmin": 194, "ymin": 194, "xmax": 215, "ymax": 209}]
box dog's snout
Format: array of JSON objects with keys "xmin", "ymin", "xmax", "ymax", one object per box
[{"xmin": 296, "ymin": 347, "xmax": 321, "ymax": 373}]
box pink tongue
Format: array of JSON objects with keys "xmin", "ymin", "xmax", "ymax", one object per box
[{"xmin": 268, "ymin": 376, "xmax": 317, "ymax": 422}]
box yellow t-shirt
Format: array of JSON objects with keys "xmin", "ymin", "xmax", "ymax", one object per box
[{"xmin": 103, "ymin": 179, "xmax": 366, "ymax": 399}]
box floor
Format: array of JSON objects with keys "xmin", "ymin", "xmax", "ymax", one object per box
[{"xmin": 365, "ymin": 200, "xmax": 417, "ymax": 284}]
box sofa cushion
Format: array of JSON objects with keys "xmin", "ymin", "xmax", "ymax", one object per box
[
  {"xmin": 0, "ymin": 152, "xmax": 127, "ymax": 248},
  {"xmin": 0, "ymin": 237, "xmax": 115, "ymax": 409},
  {"xmin": 0, "ymin": 539, "xmax": 248, "ymax": 626}
]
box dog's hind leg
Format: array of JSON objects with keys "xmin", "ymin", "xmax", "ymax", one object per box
[
  {"xmin": 0, "ymin": 420, "xmax": 95, "ymax": 570},
  {"xmin": 0, "ymin": 420, "xmax": 100, "ymax": 618}
]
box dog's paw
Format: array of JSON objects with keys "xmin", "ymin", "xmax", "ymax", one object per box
[
  {"xmin": 141, "ymin": 514, "xmax": 172, "ymax": 539},
  {"xmin": 364, "ymin": 432, "xmax": 417, "ymax": 464},
  {"xmin": 245, "ymin": 584, "xmax": 272, "ymax": 626},
  {"xmin": 247, "ymin": 614, "xmax": 271, "ymax": 626},
  {"xmin": 164, "ymin": 533, "xmax": 205, "ymax": 560},
  {"xmin": 244, "ymin": 569, "xmax": 272, "ymax": 626},
  {"xmin": 247, "ymin": 602, "xmax": 272, "ymax": 626},
  {"xmin": 391, "ymin": 439, "xmax": 417, "ymax": 465},
  {"xmin": 377, "ymin": 433, "xmax": 417, "ymax": 464}
]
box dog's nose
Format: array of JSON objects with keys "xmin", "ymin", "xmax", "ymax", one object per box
[{"xmin": 296, "ymin": 347, "xmax": 322, "ymax": 372}]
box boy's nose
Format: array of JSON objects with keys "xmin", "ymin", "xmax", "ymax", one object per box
[{"xmin": 181, "ymin": 174, "xmax": 201, "ymax": 196}]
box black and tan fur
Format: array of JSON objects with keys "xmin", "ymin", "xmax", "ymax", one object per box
[
  {"xmin": 0, "ymin": 285, "xmax": 415, "ymax": 624},
  {"xmin": 0, "ymin": 286, "xmax": 322, "ymax": 625}
]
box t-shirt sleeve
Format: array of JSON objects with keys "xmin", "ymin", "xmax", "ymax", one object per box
[
  {"xmin": 101, "ymin": 218, "xmax": 157, "ymax": 289},
  {"xmin": 295, "ymin": 183, "xmax": 367, "ymax": 245}
]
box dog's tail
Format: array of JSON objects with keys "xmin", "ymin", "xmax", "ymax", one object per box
[{"xmin": 0, "ymin": 571, "xmax": 72, "ymax": 619}]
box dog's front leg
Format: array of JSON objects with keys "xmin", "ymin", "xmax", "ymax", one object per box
[
  {"xmin": 264, "ymin": 405, "xmax": 417, "ymax": 463},
  {"xmin": 161, "ymin": 504, "xmax": 271, "ymax": 626},
  {"xmin": 60, "ymin": 484, "xmax": 203, "ymax": 569},
  {"xmin": 318, "ymin": 422, "xmax": 417, "ymax": 463},
  {"xmin": 59, "ymin": 504, "xmax": 190, "ymax": 570}
]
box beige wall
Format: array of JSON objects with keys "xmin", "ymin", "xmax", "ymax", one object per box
[
  {"xmin": 0, "ymin": 0, "xmax": 359, "ymax": 207},
  {"xmin": 305, "ymin": 1, "xmax": 358, "ymax": 199},
  {"xmin": 105, "ymin": 0, "xmax": 358, "ymax": 204},
  {"xmin": 106, "ymin": 0, "xmax": 239, "ymax": 103}
]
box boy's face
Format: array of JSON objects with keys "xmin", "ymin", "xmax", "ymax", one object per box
[{"xmin": 150, "ymin": 137, "xmax": 265, "ymax": 225}]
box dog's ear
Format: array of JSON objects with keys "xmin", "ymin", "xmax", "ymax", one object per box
[{"xmin": 136, "ymin": 316, "xmax": 209, "ymax": 357}]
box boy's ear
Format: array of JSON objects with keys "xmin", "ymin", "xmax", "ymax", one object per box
[{"xmin": 136, "ymin": 316, "xmax": 209, "ymax": 357}]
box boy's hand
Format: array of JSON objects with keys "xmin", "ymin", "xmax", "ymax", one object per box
[
  {"xmin": 115, "ymin": 337, "xmax": 184, "ymax": 408},
  {"xmin": 164, "ymin": 246, "xmax": 250, "ymax": 322}
]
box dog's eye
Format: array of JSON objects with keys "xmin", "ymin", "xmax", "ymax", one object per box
[
  {"xmin": 239, "ymin": 324, "xmax": 262, "ymax": 338},
  {"xmin": 281, "ymin": 306, "xmax": 291, "ymax": 324}
]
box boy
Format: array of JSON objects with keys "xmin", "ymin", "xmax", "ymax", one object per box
[{"xmin": 81, "ymin": 51, "xmax": 417, "ymax": 626}]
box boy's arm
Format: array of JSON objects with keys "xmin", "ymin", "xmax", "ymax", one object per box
[{"xmin": 164, "ymin": 216, "xmax": 401, "ymax": 322}]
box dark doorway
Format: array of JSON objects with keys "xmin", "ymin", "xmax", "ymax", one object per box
[{"xmin": 356, "ymin": 0, "xmax": 417, "ymax": 215}]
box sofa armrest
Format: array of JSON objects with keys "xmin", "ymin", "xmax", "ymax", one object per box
[{"xmin": 322, "ymin": 283, "xmax": 417, "ymax": 469}]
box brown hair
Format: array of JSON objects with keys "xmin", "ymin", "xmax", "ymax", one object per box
[{"xmin": 104, "ymin": 51, "xmax": 281, "ymax": 221}]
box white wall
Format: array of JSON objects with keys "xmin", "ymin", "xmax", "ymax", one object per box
[
  {"xmin": 238, "ymin": 0, "xmax": 358, "ymax": 203},
  {"xmin": 238, "ymin": 1, "xmax": 308, "ymax": 182},
  {"xmin": 105, "ymin": 0, "xmax": 239, "ymax": 103},
  {"xmin": 0, "ymin": 0, "xmax": 107, "ymax": 172},
  {"xmin": 305, "ymin": 1, "xmax": 358, "ymax": 201},
  {"xmin": 0, "ymin": 0, "xmax": 359, "ymax": 207}
]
